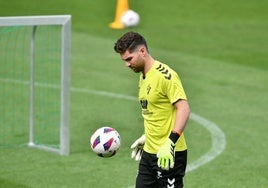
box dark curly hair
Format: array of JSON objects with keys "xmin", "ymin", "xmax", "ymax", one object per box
[{"xmin": 114, "ymin": 31, "xmax": 148, "ymax": 53}]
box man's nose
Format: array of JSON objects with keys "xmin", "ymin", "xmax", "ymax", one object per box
[{"xmin": 125, "ymin": 61, "xmax": 131, "ymax": 67}]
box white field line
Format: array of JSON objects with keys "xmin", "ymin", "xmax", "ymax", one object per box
[
  {"xmin": 0, "ymin": 78, "xmax": 226, "ymax": 173},
  {"xmin": 187, "ymin": 113, "xmax": 226, "ymax": 172}
]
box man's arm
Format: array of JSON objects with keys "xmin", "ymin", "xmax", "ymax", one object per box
[
  {"xmin": 157, "ymin": 99, "xmax": 190, "ymax": 170},
  {"xmin": 172, "ymin": 99, "xmax": 190, "ymax": 135}
]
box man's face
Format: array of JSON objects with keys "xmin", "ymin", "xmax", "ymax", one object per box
[{"xmin": 120, "ymin": 47, "xmax": 145, "ymax": 73}]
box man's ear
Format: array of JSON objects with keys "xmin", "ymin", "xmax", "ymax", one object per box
[{"xmin": 139, "ymin": 46, "xmax": 146, "ymax": 56}]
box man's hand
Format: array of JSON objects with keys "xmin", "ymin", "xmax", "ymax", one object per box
[
  {"xmin": 157, "ymin": 138, "xmax": 175, "ymax": 170},
  {"xmin": 130, "ymin": 134, "xmax": 146, "ymax": 161}
]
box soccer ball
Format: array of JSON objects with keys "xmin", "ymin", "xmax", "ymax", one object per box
[
  {"xmin": 121, "ymin": 10, "xmax": 140, "ymax": 28},
  {"xmin": 90, "ymin": 126, "xmax": 121, "ymax": 157}
]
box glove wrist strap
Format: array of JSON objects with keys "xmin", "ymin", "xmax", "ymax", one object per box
[{"xmin": 169, "ymin": 131, "xmax": 180, "ymax": 144}]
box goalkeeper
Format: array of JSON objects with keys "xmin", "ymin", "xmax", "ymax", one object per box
[{"xmin": 114, "ymin": 32, "xmax": 190, "ymax": 188}]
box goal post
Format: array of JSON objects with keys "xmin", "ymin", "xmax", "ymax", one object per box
[{"xmin": 0, "ymin": 15, "xmax": 71, "ymax": 155}]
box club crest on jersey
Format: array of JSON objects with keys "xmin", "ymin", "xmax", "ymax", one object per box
[{"xmin": 147, "ymin": 84, "xmax": 151, "ymax": 94}]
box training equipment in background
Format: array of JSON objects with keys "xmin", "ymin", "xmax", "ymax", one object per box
[
  {"xmin": 109, "ymin": 0, "xmax": 129, "ymax": 29},
  {"xmin": 121, "ymin": 10, "xmax": 140, "ymax": 28},
  {"xmin": 109, "ymin": 0, "xmax": 140, "ymax": 29},
  {"xmin": 0, "ymin": 15, "xmax": 71, "ymax": 156},
  {"xmin": 90, "ymin": 127, "xmax": 121, "ymax": 157}
]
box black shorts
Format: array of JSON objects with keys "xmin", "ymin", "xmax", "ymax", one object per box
[{"xmin": 136, "ymin": 150, "xmax": 187, "ymax": 188}]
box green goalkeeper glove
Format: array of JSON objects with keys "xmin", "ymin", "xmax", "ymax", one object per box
[
  {"xmin": 157, "ymin": 138, "xmax": 175, "ymax": 170},
  {"xmin": 157, "ymin": 131, "xmax": 180, "ymax": 170},
  {"xmin": 130, "ymin": 134, "xmax": 146, "ymax": 161}
]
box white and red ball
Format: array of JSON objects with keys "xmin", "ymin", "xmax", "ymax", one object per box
[{"xmin": 90, "ymin": 127, "xmax": 121, "ymax": 157}]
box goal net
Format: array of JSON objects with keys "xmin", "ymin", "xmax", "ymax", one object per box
[{"xmin": 0, "ymin": 15, "xmax": 71, "ymax": 155}]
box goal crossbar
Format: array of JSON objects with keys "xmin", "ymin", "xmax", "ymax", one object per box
[{"xmin": 0, "ymin": 15, "xmax": 71, "ymax": 26}]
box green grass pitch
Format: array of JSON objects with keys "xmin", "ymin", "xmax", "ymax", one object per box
[{"xmin": 0, "ymin": 0, "xmax": 267, "ymax": 187}]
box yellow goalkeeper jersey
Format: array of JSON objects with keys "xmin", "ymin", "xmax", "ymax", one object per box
[{"xmin": 139, "ymin": 61, "xmax": 187, "ymax": 154}]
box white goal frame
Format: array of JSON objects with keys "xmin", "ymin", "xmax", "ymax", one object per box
[{"xmin": 0, "ymin": 15, "xmax": 71, "ymax": 155}]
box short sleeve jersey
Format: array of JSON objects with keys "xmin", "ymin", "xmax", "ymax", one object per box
[{"xmin": 139, "ymin": 61, "xmax": 187, "ymax": 154}]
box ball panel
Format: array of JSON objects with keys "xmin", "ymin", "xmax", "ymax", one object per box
[
  {"xmin": 91, "ymin": 135, "xmax": 101, "ymax": 149},
  {"xmin": 103, "ymin": 137, "xmax": 114, "ymax": 151},
  {"xmin": 103, "ymin": 127, "xmax": 114, "ymax": 133}
]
